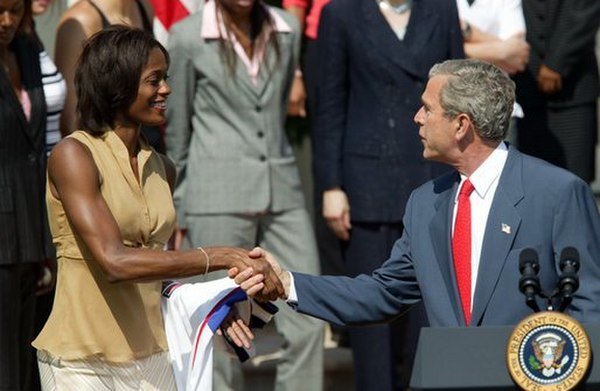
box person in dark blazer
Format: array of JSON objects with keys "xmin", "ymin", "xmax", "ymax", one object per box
[
  {"xmin": 514, "ymin": 0, "xmax": 600, "ymax": 183},
  {"xmin": 312, "ymin": 0, "xmax": 463, "ymax": 388},
  {"xmin": 0, "ymin": 0, "xmax": 52, "ymax": 389},
  {"xmin": 234, "ymin": 58, "xmax": 600, "ymax": 355}
]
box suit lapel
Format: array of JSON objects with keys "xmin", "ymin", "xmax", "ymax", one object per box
[
  {"xmin": 255, "ymin": 41, "xmax": 278, "ymax": 99},
  {"xmin": 17, "ymin": 44, "xmax": 45, "ymax": 148},
  {"xmin": 362, "ymin": 0, "xmax": 438, "ymax": 80},
  {"xmin": 232, "ymin": 46, "xmax": 277, "ymax": 101},
  {"xmin": 429, "ymin": 173, "xmax": 465, "ymax": 326},
  {"xmin": 471, "ymin": 148, "xmax": 524, "ymax": 325},
  {"xmin": 233, "ymin": 59, "xmax": 261, "ymax": 99},
  {"xmin": 1, "ymin": 35, "xmax": 45, "ymax": 149},
  {"xmin": 0, "ymin": 69, "xmax": 27, "ymax": 128}
]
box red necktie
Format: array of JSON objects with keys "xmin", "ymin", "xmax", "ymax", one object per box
[{"xmin": 453, "ymin": 179, "xmax": 475, "ymax": 325}]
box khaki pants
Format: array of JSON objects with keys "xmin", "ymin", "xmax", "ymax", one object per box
[{"xmin": 37, "ymin": 350, "xmax": 177, "ymax": 391}]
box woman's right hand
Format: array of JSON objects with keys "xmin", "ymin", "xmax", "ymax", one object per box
[{"xmin": 207, "ymin": 247, "xmax": 284, "ymax": 300}]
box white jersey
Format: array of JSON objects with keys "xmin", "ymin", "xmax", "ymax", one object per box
[{"xmin": 161, "ymin": 278, "xmax": 277, "ymax": 391}]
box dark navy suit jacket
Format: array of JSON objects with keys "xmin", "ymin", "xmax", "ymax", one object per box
[
  {"xmin": 312, "ymin": 0, "xmax": 464, "ymax": 223},
  {"xmin": 294, "ymin": 147, "xmax": 600, "ymax": 327},
  {"xmin": 0, "ymin": 33, "xmax": 50, "ymax": 265}
]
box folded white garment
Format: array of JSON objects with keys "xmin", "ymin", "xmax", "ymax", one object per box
[{"xmin": 161, "ymin": 278, "xmax": 278, "ymax": 391}]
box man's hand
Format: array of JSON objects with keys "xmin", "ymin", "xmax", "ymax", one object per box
[
  {"xmin": 207, "ymin": 247, "xmax": 284, "ymax": 300},
  {"xmin": 287, "ymin": 74, "xmax": 307, "ymax": 117},
  {"xmin": 231, "ymin": 247, "xmax": 291, "ymax": 301},
  {"xmin": 249, "ymin": 247, "xmax": 290, "ymax": 300},
  {"xmin": 323, "ymin": 189, "xmax": 351, "ymax": 240},
  {"xmin": 537, "ymin": 64, "xmax": 562, "ymax": 94},
  {"xmin": 229, "ymin": 267, "xmax": 266, "ymax": 297}
]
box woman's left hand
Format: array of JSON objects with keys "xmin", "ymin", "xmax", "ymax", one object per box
[
  {"xmin": 217, "ymin": 309, "xmax": 255, "ymax": 349},
  {"xmin": 287, "ymin": 76, "xmax": 307, "ymax": 117}
]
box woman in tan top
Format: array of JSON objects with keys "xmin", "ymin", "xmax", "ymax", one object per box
[{"xmin": 33, "ymin": 25, "xmax": 282, "ymax": 390}]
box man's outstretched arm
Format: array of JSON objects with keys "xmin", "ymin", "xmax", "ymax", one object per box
[{"xmin": 237, "ymin": 244, "xmax": 421, "ymax": 326}]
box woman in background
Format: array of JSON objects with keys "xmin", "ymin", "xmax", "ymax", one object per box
[
  {"xmin": 0, "ymin": 0, "xmax": 51, "ymax": 388},
  {"xmin": 26, "ymin": 0, "xmax": 66, "ymax": 154},
  {"xmin": 31, "ymin": 0, "xmax": 66, "ymax": 154},
  {"xmin": 312, "ymin": 0, "xmax": 464, "ymax": 389},
  {"xmin": 21, "ymin": 1, "xmax": 67, "ymax": 389}
]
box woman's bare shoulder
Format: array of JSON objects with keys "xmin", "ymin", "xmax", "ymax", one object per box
[
  {"xmin": 58, "ymin": 0, "xmax": 103, "ymax": 37},
  {"xmin": 49, "ymin": 136, "xmax": 94, "ymax": 168}
]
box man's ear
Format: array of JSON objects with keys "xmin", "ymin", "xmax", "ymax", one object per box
[{"xmin": 454, "ymin": 113, "xmax": 473, "ymax": 141}]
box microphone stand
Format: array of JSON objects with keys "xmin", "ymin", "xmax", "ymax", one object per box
[{"xmin": 517, "ymin": 247, "xmax": 581, "ymax": 314}]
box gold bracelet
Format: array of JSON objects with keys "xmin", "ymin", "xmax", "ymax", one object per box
[{"xmin": 198, "ymin": 247, "xmax": 210, "ymax": 275}]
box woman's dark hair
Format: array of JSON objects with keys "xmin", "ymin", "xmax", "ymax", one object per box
[
  {"xmin": 216, "ymin": 0, "xmax": 280, "ymax": 76},
  {"xmin": 75, "ymin": 25, "xmax": 170, "ymax": 135},
  {"xmin": 18, "ymin": 0, "xmax": 33, "ymax": 34}
]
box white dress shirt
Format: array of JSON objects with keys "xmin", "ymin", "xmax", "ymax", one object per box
[
  {"xmin": 453, "ymin": 142, "xmax": 508, "ymax": 309},
  {"xmin": 456, "ymin": 0, "xmax": 526, "ymax": 118},
  {"xmin": 456, "ymin": 0, "xmax": 525, "ymax": 40}
]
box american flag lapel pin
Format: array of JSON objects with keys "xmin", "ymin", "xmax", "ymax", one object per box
[{"xmin": 501, "ymin": 223, "xmax": 511, "ymax": 235}]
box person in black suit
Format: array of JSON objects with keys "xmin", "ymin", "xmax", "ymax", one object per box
[
  {"xmin": 0, "ymin": 0, "xmax": 53, "ymax": 389},
  {"xmin": 312, "ymin": 0, "xmax": 463, "ymax": 389},
  {"xmin": 514, "ymin": 0, "xmax": 600, "ymax": 183}
]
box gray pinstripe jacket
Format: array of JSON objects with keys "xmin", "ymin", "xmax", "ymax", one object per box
[{"xmin": 165, "ymin": 6, "xmax": 304, "ymax": 225}]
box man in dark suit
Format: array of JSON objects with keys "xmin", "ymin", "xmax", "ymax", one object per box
[
  {"xmin": 311, "ymin": 0, "xmax": 463, "ymax": 388},
  {"xmin": 514, "ymin": 0, "xmax": 600, "ymax": 183},
  {"xmin": 238, "ymin": 59, "xmax": 600, "ymax": 354}
]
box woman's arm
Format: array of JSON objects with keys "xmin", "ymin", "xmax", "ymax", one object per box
[
  {"xmin": 47, "ymin": 138, "xmax": 283, "ymax": 298},
  {"xmin": 54, "ymin": 3, "xmax": 99, "ymax": 136}
]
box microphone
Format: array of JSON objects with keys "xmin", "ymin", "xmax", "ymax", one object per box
[
  {"xmin": 558, "ymin": 247, "xmax": 580, "ymax": 312},
  {"xmin": 519, "ymin": 248, "xmax": 541, "ymax": 312}
]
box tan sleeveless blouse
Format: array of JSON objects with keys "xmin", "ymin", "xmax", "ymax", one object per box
[{"xmin": 33, "ymin": 130, "xmax": 176, "ymax": 362}]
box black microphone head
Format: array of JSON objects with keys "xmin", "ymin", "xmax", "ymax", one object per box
[
  {"xmin": 560, "ymin": 247, "xmax": 580, "ymax": 272},
  {"xmin": 519, "ymin": 248, "xmax": 539, "ymax": 274}
]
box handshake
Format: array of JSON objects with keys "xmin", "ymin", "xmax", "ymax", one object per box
[
  {"xmin": 200, "ymin": 247, "xmax": 290, "ymax": 349},
  {"xmin": 226, "ymin": 247, "xmax": 290, "ymax": 302}
]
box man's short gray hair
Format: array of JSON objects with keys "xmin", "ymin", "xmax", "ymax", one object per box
[{"xmin": 429, "ymin": 59, "xmax": 515, "ymax": 141}]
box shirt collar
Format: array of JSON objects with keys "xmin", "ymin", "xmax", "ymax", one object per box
[
  {"xmin": 201, "ymin": 0, "xmax": 292, "ymax": 39},
  {"xmin": 459, "ymin": 142, "xmax": 509, "ymax": 199}
]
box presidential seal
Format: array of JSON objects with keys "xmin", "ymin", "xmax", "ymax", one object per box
[{"xmin": 507, "ymin": 312, "xmax": 591, "ymax": 390}]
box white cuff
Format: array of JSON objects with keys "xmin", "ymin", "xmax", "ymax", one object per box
[{"xmin": 286, "ymin": 271, "xmax": 298, "ymax": 303}]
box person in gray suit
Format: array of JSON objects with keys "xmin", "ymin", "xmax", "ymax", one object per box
[
  {"xmin": 165, "ymin": 0, "xmax": 324, "ymax": 390},
  {"xmin": 234, "ymin": 59, "xmax": 600, "ymax": 338}
]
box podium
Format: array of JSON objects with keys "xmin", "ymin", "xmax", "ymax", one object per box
[{"xmin": 410, "ymin": 324, "xmax": 600, "ymax": 390}]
